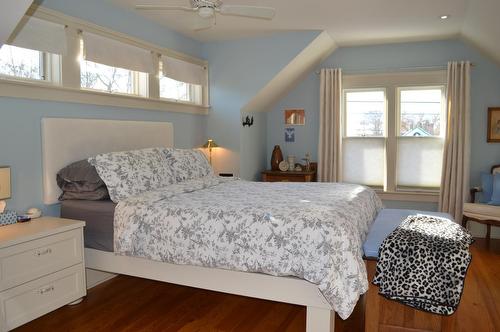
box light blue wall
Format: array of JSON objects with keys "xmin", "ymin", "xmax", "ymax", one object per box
[
  {"xmin": 39, "ymin": 0, "xmax": 202, "ymax": 57},
  {"xmin": 1, "ymin": 1, "xmax": 206, "ymax": 216},
  {"xmin": 202, "ymin": 31, "xmax": 321, "ymax": 180},
  {"xmin": 267, "ymin": 39, "xmax": 500, "ymax": 209},
  {"xmin": 0, "ymin": 99, "xmax": 207, "ymax": 216}
]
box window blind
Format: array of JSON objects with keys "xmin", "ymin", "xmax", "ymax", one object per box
[
  {"xmin": 82, "ymin": 32, "xmax": 154, "ymax": 74},
  {"xmin": 397, "ymin": 137, "xmax": 444, "ymax": 188},
  {"xmin": 342, "ymin": 137, "xmax": 385, "ymax": 186},
  {"xmin": 161, "ymin": 55, "xmax": 206, "ymax": 86},
  {"xmin": 9, "ymin": 16, "xmax": 67, "ymax": 55}
]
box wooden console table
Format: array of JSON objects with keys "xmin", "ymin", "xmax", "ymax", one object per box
[{"xmin": 261, "ymin": 170, "xmax": 316, "ymax": 182}]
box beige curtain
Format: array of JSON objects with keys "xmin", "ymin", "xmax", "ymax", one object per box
[
  {"xmin": 318, "ymin": 68, "xmax": 342, "ymax": 182},
  {"xmin": 439, "ymin": 61, "xmax": 471, "ymax": 221}
]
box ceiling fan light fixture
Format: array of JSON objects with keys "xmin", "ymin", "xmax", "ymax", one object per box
[
  {"xmin": 440, "ymin": 15, "xmax": 450, "ymax": 20},
  {"xmin": 199, "ymin": 7, "xmax": 215, "ymax": 18}
]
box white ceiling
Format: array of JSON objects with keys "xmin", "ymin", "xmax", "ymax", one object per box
[{"xmin": 113, "ymin": 0, "xmax": 498, "ymax": 62}]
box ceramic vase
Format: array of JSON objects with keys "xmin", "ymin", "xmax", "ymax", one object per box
[{"xmin": 271, "ymin": 145, "xmax": 284, "ymax": 171}]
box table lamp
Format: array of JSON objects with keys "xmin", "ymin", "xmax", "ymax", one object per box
[
  {"xmin": 0, "ymin": 166, "xmax": 11, "ymax": 214},
  {"xmin": 202, "ymin": 139, "xmax": 219, "ymax": 165}
]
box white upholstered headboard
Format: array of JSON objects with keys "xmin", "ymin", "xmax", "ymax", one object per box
[{"xmin": 41, "ymin": 118, "xmax": 174, "ymax": 205}]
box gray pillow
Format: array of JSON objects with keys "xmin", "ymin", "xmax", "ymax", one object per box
[
  {"xmin": 57, "ymin": 160, "xmax": 109, "ymax": 201},
  {"xmin": 59, "ymin": 186, "xmax": 109, "ymax": 201}
]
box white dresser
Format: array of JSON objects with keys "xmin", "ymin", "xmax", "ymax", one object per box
[{"xmin": 0, "ymin": 217, "xmax": 86, "ymax": 331}]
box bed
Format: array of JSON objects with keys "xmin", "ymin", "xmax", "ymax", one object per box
[{"xmin": 42, "ymin": 118, "xmax": 381, "ymax": 332}]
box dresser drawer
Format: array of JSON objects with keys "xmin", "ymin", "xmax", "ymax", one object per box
[
  {"xmin": 1, "ymin": 263, "xmax": 85, "ymax": 331},
  {"xmin": 0, "ymin": 229, "xmax": 83, "ymax": 291}
]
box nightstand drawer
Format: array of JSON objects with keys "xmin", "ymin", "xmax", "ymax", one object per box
[
  {"xmin": 0, "ymin": 229, "xmax": 83, "ymax": 291},
  {"xmin": 1, "ymin": 263, "xmax": 85, "ymax": 331}
]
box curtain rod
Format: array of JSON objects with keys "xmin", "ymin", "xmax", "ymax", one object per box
[{"xmin": 314, "ymin": 63, "xmax": 476, "ymax": 75}]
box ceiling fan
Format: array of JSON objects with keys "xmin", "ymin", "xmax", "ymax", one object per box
[{"xmin": 135, "ymin": 0, "xmax": 276, "ymax": 31}]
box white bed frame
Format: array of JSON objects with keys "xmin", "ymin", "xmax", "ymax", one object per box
[{"xmin": 41, "ymin": 118, "xmax": 336, "ymax": 332}]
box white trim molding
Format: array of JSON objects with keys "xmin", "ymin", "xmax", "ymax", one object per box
[
  {"xmin": 0, "ymin": 79, "xmax": 209, "ymax": 115},
  {"xmin": 377, "ymin": 190, "xmax": 439, "ymax": 203}
]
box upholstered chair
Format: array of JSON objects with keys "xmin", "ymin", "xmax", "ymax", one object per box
[{"xmin": 463, "ymin": 165, "xmax": 500, "ymax": 240}]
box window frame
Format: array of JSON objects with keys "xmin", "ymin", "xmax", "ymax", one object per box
[
  {"xmin": 343, "ymin": 87, "xmax": 388, "ymax": 138},
  {"xmin": 79, "ymin": 58, "xmax": 149, "ymax": 98},
  {"xmin": 0, "ymin": 7, "xmax": 210, "ymax": 115},
  {"xmin": 0, "ymin": 44, "xmax": 58, "ymax": 84},
  {"xmin": 394, "ymin": 85, "xmax": 446, "ymax": 192},
  {"xmin": 341, "ymin": 71, "xmax": 447, "ymax": 201}
]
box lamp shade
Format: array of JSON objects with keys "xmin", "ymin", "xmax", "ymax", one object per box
[
  {"xmin": 202, "ymin": 139, "xmax": 219, "ymax": 149},
  {"xmin": 0, "ymin": 166, "xmax": 11, "ymax": 200}
]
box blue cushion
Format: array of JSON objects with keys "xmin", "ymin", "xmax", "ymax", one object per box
[
  {"xmin": 488, "ymin": 173, "xmax": 500, "ymax": 205},
  {"xmin": 363, "ymin": 209, "xmax": 453, "ymax": 259},
  {"xmin": 480, "ymin": 172, "xmax": 494, "ymax": 203}
]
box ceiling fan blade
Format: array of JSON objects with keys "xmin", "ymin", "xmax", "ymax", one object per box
[
  {"xmin": 135, "ymin": 5, "xmax": 196, "ymax": 12},
  {"xmin": 192, "ymin": 16, "xmax": 214, "ymax": 31},
  {"xmin": 219, "ymin": 5, "xmax": 275, "ymax": 20}
]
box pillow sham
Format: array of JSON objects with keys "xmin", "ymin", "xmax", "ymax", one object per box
[
  {"xmin": 488, "ymin": 173, "xmax": 500, "ymax": 206},
  {"xmin": 480, "ymin": 172, "xmax": 494, "ymax": 203},
  {"xmin": 164, "ymin": 148, "xmax": 213, "ymax": 182},
  {"xmin": 88, "ymin": 147, "xmax": 176, "ymax": 202},
  {"xmin": 57, "ymin": 159, "xmax": 105, "ymax": 193}
]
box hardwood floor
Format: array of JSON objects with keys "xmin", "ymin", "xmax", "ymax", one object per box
[{"xmin": 14, "ymin": 238, "xmax": 500, "ymax": 332}]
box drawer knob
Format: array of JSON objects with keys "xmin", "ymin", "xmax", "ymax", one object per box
[
  {"xmin": 35, "ymin": 248, "xmax": 52, "ymax": 257},
  {"xmin": 39, "ymin": 285, "xmax": 54, "ymax": 295}
]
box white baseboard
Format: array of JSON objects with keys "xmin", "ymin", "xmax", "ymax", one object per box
[{"xmin": 86, "ymin": 268, "xmax": 117, "ymax": 289}]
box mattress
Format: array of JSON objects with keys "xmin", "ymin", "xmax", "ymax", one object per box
[{"xmin": 60, "ymin": 200, "xmax": 116, "ymax": 252}]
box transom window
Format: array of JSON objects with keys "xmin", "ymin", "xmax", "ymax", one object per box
[
  {"xmin": 342, "ymin": 72, "xmax": 446, "ymax": 192},
  {"xmin": 80, "ymin": 60, "xmax": 148, "ymax": 97},
  {"xmin": 0, "ymin": 14, "xmax": 209, "ymax": 110},
  {"xmin": 0, "ymin": 44, "xmax": 45, "ymax": 81},
  {"xmin": 160, "ymin": 76, "xmax": 202, "ymax": 104}
]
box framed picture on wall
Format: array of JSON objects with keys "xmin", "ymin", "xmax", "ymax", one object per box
[
  {"xmin": 487, "ymin": 107, "xmax": 500, "ymax": 142},
  {"xmin": 284, "ymin": 109, "xmax": 305, "ymax": 125}
]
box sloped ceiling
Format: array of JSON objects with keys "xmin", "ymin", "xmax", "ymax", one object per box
[
  {"xmin": 114, "ymin": 0, "xmax": 500, "ymax": 64},
  {"xmin": 0, "ymin": 0, "xmax": 33, "ymax": 46},
  {"xmin": 242, "ymin": 31, "xmax": 337, "ymax": 113}
]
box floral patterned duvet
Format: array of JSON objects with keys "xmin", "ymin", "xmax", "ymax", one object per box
[{"xmin": 114, "ymin": 176, "xmax": 382, "ymax": 319}]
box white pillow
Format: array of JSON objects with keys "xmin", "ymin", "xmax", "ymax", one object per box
[
  {"xmin": 164, "ymin": 148, "xmax": 213, "ymax": 182},
  {"xmin": 88, "ymin": 147, "xmax": 175, "ymax": 202}
]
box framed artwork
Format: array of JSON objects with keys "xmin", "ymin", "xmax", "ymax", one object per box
[
  {"xmin": 487, "ymin": 107, "xmax": 500, "ymax": 142},
  {"xmin": 284, "ymin": 109, "xmax": 305, "ymax": 125},
  {"xmin": 285, "ymin": 127, "xmax": 295, "ymax": 142}
]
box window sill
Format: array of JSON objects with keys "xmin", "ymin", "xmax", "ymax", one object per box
[
  {"xmin": 0, "ymin": 78, "xmax": 210, "ymax": 115},
  {"xmin": 376, "ymin": 190, "xmax": 439, "ymax": 203}
]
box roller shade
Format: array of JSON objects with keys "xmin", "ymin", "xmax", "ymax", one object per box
[
  {"xmin": 83, "ymin": 32, "xmax": 154, "ymax": 74},
  {"xmin": 9, "ymin": 16, "xmax": 67, "ymax": 55},
  {"xmin": 161, "ymin": 55, "xmax": 206, "ymax": 86}
]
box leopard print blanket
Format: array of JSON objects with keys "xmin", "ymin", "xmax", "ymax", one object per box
[{"xmin": 373, "ymin": 214, "xmax": 473, "ymax": 315}]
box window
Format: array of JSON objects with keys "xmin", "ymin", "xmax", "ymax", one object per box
[
  {"xmin": 0, "ymin": 11, "xmax": 209, "ymax": 113},
  {"xmin": 343, "ymin": 90, "xmax": 386, "ymax": 187},
  {"xmin": 159, "ymin": 76, "xmax": 202, "ymax": 104},
  {"xmin": 80, "ymin": 60, "xmax": 148, "ymax": 96},
  {"xmin": 397, "ymin": 87, "xmax": 445, "ymax": 189},
  {"xmin": 0, "ymin": 44, "xmax": 45, "ymax": 81},
  {"xmin": 160, "ymin": 55, "xmax": 206, "ymax": 105},
  {"xmin": 342, "ymin": 72, "xmax": 446, "ymax": 193}
]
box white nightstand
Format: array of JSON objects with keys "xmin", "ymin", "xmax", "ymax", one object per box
[{"xmin": 0, "ymin": 217, "xmax": 86, "ymax": 331}]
